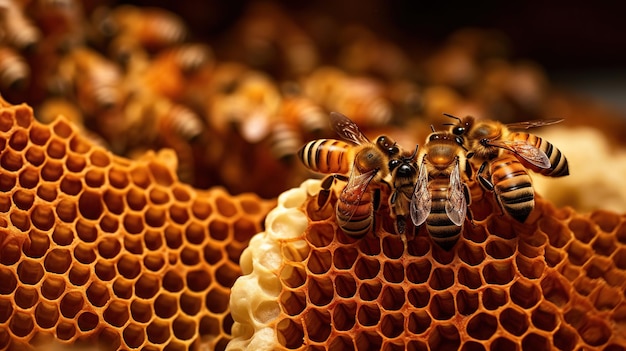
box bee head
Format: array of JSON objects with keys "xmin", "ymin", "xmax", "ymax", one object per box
[
  {"xmin": 427, "ymin": 131, "xmax": 453, "ymax": 142},
  {"xmin": 444, "ymin": 113, "xmax": 474, "ymax": 137},
  {"xmin": 388, "ymin": 158, "xmax": 401, "ymax": 171},
  {"xmin": 376, "ymin": 135, "xmax": 399, "ymax": 156}
]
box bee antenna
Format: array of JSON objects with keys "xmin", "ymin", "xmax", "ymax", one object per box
[
  {"xmin": 442, "ymin": 123, "xmax": 455, "ymax": 126},
  {"xmin": 442, "ymin": 113, "xmax": 461, "ymax": 122},
  {"xmin": 430, "ymin": 125, "xmax": 436, "ymax": 132},
  {"xmin": 409, "ymin": 144, "xmax": 419, "ymax": 159}
]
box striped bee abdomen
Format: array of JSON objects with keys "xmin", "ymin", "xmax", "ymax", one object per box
[
  {"xmin": 490, "ymin": 155, "xmax": 535, "ymax": 223},
  {"xmin": 508, "ymin": 132, "xmax": 569, "ymax": 177},
  {"xmin": 298, "ymin": 139, "xmax": 352, "ymax": 174}
]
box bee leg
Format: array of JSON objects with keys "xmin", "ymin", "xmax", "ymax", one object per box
[
  {"xmin": 476, "ymin": 162, "xmax": 494, "ymax": 191},
  {"xmin": 389, "ymin": 191, "xmax": 406, "ymax": 235},
  {"xmin": 464, "ymin": 158, "xmax": 473, "ymax": 179},
  {"xmin": 317, "ymin": 175, "xmax": 335, "ymax": 208},
  {"xmin": 404, "ymin": 217, "xmax": 416, "ymax": 241},
  {"xmin": 372, "ymin": 187, "xmax": 381, "ymax": 237},
  {"xmin": 396, "ymin": 217, "xmax": 406, "ymax": 235},
  {"xmin": 317, "ymin": 174, "xmax": 348, "ymax": 209},
  {"xmin": 463, "ymin": 184, "xmax": 477, "ymax": 227},
  {"xmin": 399, "ymin": 217, "xmax": 410, "ymax": 249},
  {"xmin": 476, "ymin": 162, "xmax": 508, "ymax": 218}
]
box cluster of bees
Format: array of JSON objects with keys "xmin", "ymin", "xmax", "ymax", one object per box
[
  {"xmin": 299, "ymin": 112, "xmax": 569, "ymax": 250},
  {"xmin": 0, "ymin": 0, "xmax": 565, "ymax": 198}
]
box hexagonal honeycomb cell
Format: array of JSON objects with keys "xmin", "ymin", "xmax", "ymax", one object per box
[
  {"xmin": 229, "ymin": 179, "xmax": 626, "ymax": 350},
  {"xmin": 0, "ymin": 98, "xmax": 276, "ymax": 351}
]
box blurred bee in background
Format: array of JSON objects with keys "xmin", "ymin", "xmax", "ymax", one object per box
[
  {"xmin": 270, "ymin": 86, "xmax": 327, "ymax": 162},
  {"xmin": 303, "ymin": 66, "xmax": 393, "ymax": 129},
  {"xmin": 155, "ymin": 101, "xmax": 204, "ymax": 143},
  {"xmin": 478, "ymin": 60, "xmax": 550, "ymax": 119},
  {"xmin": 218, "ymin": 1, "xmax": 319, "ymax": 78},
  {"xmin": 142, "ymin": 43, "xmax": 215, "ymax": 101},
  {"xmin": 336, "ymin": 24, "xmax": 411, "ymax": 80},
  {"xmin": 0, "ymin": 46, "xmax": 31, "ymax": 92},
  {"xmin": 388, "ymin": 144, "xmax": 419, "ymax": 235},
  {"xmin": 411, "ymin": 130, "xmax": 470, "ymax": 250},
  {"xmin": 56, "ymin": 47, "xmax": 124, "ymax": 117},
  {"xmin": 208, "ymin": 68, "xmax": 281, "ymax": 144},
  {"xmin": 446, "ymin": 114, "xmax": 569, "ymax": 177},
  {"xmin": 155, "ymin": 104, "xmax": 200, "ymax": 184},
  {"xmin": 299, "ymin": 112, "xmax": 398, "ymax": 237},
  {"xmin": 0, "ymin": 0, "xmax": 41, "ymax": 51},
  {"xmin": 29, "ymin": 0, "xmax": 85, "ymax": 50},
  {"xmin": 93, "ymin": 4, "xmax": 187, "ymax": 64}
]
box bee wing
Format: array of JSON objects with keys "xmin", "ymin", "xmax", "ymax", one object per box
[
  {"xmin": 487, "ymin": 139, "xmax": 551, "ymax": 169},
  {"xmin": 445, "ymin": 161, "xmax": 466, "ymax": 227},
  {"xmin": 410, "ymin": 160, "xmax": 430, "ymax": 227},
  {"xmin": 330, "ymin": 111, "xmax": 371, "ymax": 145},
  {"xmin": 505, "ymin": 119, "xmax": 564, "ymax": 130},
  {"xmin": 338, "ymin": 167, "xmax": 377, "ymax": 221}
]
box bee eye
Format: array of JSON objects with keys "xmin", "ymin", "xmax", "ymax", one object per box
[
  {"xmin": 429, "ymin": 134, "xmax": 440, "ymax": 141},
  {"xmin": 452, "ymin": 127, "xmax": 465, "ymax": 135},
  {"xmin": 377, "ymin": 136, "xmax": 390, "ymax": 147},
  {"xmin": 397, "ymin": 164, "xmax": 412, "ymax": 176},
  {"xmin": 388, "ymin": 159, "xmax": 400, "ymax": 170},
  {"xmin": 377, "ymin": 136, "xmax": 400, "ymax": 155}
]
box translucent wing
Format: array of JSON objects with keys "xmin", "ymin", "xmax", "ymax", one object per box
[
  {"xmin": 505, "ymin": 119, "xmax": 564, "ymax": 130},
  {"xmin": 487, "ymin": 139, "xmax": 550, "ymax": 169},
  {"xmin": 330, "ymin": 111, "xmax": 371, "ymax": 145},
  {"xmin": 410, "ymin": 159, "xmax": 430, "ymax": 227},
  {"xmin": 338, "ymin": 167, "xmax": 377, "ymax": 221},
  {"xmin": 445, "ymin": 161, "xmax": 466, "ymax": 226}
]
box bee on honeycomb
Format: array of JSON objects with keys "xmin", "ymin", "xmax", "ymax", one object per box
[{"xmin": 230, "ymin": 177, "xmax": 626, "ymax": 351}]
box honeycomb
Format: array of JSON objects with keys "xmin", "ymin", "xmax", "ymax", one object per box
[
  {"xmin": 230, "ymin": 179, "xmax": 626, "ymax": 350},
  {"xmin": 532, "ymin": 126, "xmax": 626, "ymax": 213},
  {"xmin": 0, "ymin": 98, "xmax": 276, "ymax": 351}
]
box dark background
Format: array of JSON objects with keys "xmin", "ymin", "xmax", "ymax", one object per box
[
  {"xmin": 113, "ymin": 0, "xmax": 626, "ymax": 114},
  {"xmin": 112, "ymin": 0, "xmax": 626, "ymax": 70}
]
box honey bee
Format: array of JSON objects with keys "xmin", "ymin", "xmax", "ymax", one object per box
[
  {"xmin": 388, "ymin": 145, "xmax": 419, "ymax": 235},
  {"xmin": 108, "ymin": 5, "xmax": 187, "ymax": 50},
  {"xmin": 298, "ymin": 138, "xmax": 353, "ymax": 175},
  {"xmin": 411, "ymin": 131, "xmax": 470, "ymax": 250},
  {"xmin": 0, "ymin": 0, "xmax": 41, "ymax": 51},
  {"xmin": 331, "ymin": 112, "xmax": 396, "ymax": 238},
  {"xmin": 155, "ymin": 102, "xmax": 205, "ymax": 142},
  {"xmin": 157, "ymin": 43, "xmax": 214, "ymax": 76},
  {"xmin": 445, "ymin": 114, "xmax": 569, "ymax": 177},
  {"xmin": 298, "ymin": 112, "xmax": 397, "ymax": 237},
  {"xmin": 476, "ymin": 153, "xmax": 534, "ymax": 223},
  {"xmin": 303, "ymin": 67, "xmax": 392, "ymax": 128},
  {"xmin": 279, "ymin": 92, "xmax": 327, "ymax": 135},
  {"xmin": 95, "ymin": 5, "xmax": 187, "ymax": 63},
  {"xmin": 57, "ymin": 47, "xmax": 124, "ymax": 116},
  {"xmin": 445, "ymin": 114, "xmax": 569, "ymax": 223},
  {"xmin": 208, "ymin": 69, "xmax": 281, "ymax": 143},
  {"xmin": 0, "ymin": 46, "xmax": 30, "ymax": 92},
  {"xmin": 269, "ymin": 92, "xmax": 327, "ymax": 162}
]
